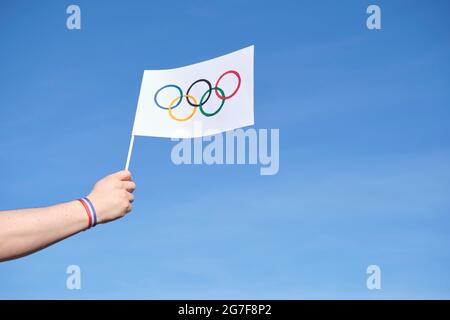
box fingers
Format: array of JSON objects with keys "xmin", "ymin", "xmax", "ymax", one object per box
[
  {"xmin": 110, "ymin": 170, "xmax": 132, "ymax": 181},
  {"xmin": 112, "ymin": 171, "xmax": 136, "ymax": 210},
  {"xmin": 125, "ymin": 191, "xmax": 133, "ymax": 213},
  {"xmin": 126, "ymin": 191, "xmax": 134, "ymax": 203},
  {"xmin": 126, "ymin": 203, "xmax": 133, "ymax": 213},
  {"xmin": 122, "ymin": 181, "xmax": 136, "ymax": 193}
]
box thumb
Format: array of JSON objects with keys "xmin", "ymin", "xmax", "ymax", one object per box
[{"xmin": 110, "ymin": 170, "xmax": 132, "ymax": 181}]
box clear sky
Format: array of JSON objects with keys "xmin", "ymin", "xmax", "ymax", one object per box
[{"xmin": 0, "ymin": 0, "xmax": 449, "ymax": 299}]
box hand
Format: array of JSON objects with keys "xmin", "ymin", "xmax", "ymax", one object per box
[{"xmin": 87, "ymin": 170, "xmax": 136, "ymax": 224}]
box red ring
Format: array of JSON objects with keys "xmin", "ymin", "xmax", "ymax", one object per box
[
  {"xmin": 78, "ymin": 199, "xmax": 92, "ymax": 228},
  {"xmin": 215, "ymin": 70, "xmax": 241, "ymax": 100}
]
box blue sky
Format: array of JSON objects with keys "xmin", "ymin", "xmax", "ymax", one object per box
[{"xmin": 1, "ymin": 0, "xmax": 450, "ymax": 299}]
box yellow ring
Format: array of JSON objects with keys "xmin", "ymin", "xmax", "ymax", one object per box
[{"xmin": 168, "ymin": 94, "xmax": 197, "ymax": 122}]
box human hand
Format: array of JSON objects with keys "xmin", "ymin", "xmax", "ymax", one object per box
[{"xmin": 87, "ymin": 170, "xmax": 136, "ymax": 224}]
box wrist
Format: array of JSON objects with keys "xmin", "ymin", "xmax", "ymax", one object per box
[
  {"xmin": 78, "ymin": 197, "xmax": 97, "ymax": 228},
  {"xmin": 85, "ymin": 194, "xmax": 105, "ymax": 224},
  {"xmin": 70, "ymin": 200, "xmax": 93, "ymax": 230}
]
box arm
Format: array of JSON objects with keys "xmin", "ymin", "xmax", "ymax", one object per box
[{"xmin": 0, "ymin": 170, "xmax": 136, "ymax": 262}]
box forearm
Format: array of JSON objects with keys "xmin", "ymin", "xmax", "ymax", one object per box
[
  {"xmin": 0, "ymin": 201, "xmax": 88, "ymax": 261},
  {"xmin": 0, "ymin": 170, "xmax": 135, "ymax": 262}
]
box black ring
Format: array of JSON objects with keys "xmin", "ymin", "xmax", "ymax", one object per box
[{"xmin": 186, "ymin": 79, "xmax": 212, "ymax": 107}]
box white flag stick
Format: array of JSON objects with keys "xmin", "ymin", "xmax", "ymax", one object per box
[{"xmin": 125, "ymin": 134, "xmax": 135, "ymax": 171}]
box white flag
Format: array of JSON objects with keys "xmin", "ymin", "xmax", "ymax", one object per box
[{"xmin": 131, "ymin": 46, "xmax": 254, "ymax": 138}]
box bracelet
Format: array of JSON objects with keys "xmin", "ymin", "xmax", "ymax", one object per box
[{"xmin": 78, "ymin": 197, "xmax": 97, "ymax": 228}]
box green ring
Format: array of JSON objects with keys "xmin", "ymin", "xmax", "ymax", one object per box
[{"xmin": 199, "ymin": 87, "xmax": 226, "ymax": 117}]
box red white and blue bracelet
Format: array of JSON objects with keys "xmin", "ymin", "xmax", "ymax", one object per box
[{"xmin": 78, "ymin": 197, "xmax": 97, "ymax": 228}]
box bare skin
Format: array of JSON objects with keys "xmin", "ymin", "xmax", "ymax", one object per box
[{"xmin": 0, "ymin": 170, "xmax": 136, "ymax": 262}]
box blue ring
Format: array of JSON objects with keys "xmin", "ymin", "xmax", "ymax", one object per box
[
  {"xmin": 154, "ymin": 84, "xmax": 183, "ymax": 110},
  {"xmin": 83, "ymin": 197, "xmax": 97, "ymax": 227}
]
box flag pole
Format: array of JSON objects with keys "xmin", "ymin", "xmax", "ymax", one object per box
[{"xmin": 125, "ymin": 134, "xmax": 135, "ymax": 171}]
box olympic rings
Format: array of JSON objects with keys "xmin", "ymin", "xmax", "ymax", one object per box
[
  {"xmin": 154, "ymin": 84, "xmax": 183, "ymax": 110},
  {"xmin": 168, "ymin": 94, "xmax": 198, "ymax": 122},
  {"xmin": 199, "ymin": 87, "xmax": 225, "ymax": 117},
  {"xmin": 186, "ymin": 79, "xmax": 212, "ymax": 107},
  {"xmin": 215, "ymin": 70, "xmax": 241, "ymax": 100},
  {"xmin": 153, "ymin": 70, "xmax": 241, "ymax": 122}
]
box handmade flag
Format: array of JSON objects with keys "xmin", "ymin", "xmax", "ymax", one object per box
[{"xmin": 125, "ymin": 46, "xmax": 254, "ymax": 169}]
